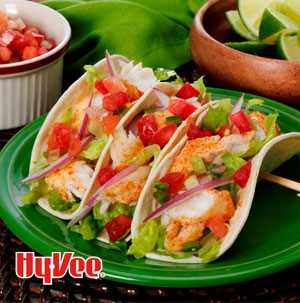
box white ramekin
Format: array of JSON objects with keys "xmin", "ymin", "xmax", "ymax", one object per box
[{"xmin": 0, "ymin": 0, "xmax": 71, "ymax": 129}]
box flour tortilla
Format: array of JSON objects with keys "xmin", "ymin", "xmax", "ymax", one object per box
[
  {"xmin": 29, "ymin": 55, "xmax": 158, "ymax": 220},
  {"xmin": 131, "ymin": 120, "xmax": 300, "ymax": 263}
]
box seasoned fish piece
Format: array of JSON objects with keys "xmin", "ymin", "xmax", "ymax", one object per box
[
  {"xmin": 45, "ymin": 160, "xmax": 94, "ymax": 202},
  {"xmin": 219, "ymin": 131, "xmax": 254, "ymax": 154},
  {"xmin": 110, "ymin": 127, "xmax": 144, "ymax": 168},
  {"xmin": 100, "ymin": 165, "xmax": 151, "ymax": 204},
  {"xmin": 161, "ymin": 189, "xmax": 235, "ymax": 252},
  {"xmin": 170, "ymin": 136, "xmax": 224, "ymax": 177}
]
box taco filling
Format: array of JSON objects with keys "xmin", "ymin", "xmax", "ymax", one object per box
[{"xmin": 128, "ymin": 97, "xmax": 280, "ymax": 262}]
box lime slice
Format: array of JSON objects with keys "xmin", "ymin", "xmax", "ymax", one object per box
[
  {"xmin": 281, "ymin": 0, "xmax": 300, "ymax": 24},
  {"xmin": 237, "ymin": 0, "xmax": 275, "ymax": 37},
  {"xmin": 277, "ymin": 30, "xmax": 300, "ymax": 61},
  {"xmin": 259, "ymin": 6, "xmax": 300, "ymax": 41},
  {"xmin": 225, "ymin": 10, "xmax": 257, "ymax": 41},
  {"xmin": 225, "ymin": 41, "xmax": 277, "ymax": 58}
]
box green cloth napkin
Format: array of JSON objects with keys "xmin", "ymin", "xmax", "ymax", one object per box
[{"xmin": 44, "ymin": 0, "xmax": 208, "ymax": 87}]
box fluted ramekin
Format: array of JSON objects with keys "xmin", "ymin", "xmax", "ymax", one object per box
[{"xmin": 0, "ymin": 0, "xmax": 71, "ymax": 129}]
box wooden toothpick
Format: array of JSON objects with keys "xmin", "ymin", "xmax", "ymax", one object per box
[{"xmin": 259, "ymin": 171, "xmax": 300, "ymax": 196}]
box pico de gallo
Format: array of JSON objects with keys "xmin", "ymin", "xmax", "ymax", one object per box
[
  {"xmin": 0, "ymin": 11, "xmax": 56, "ymax": 63},
  {"xmin": 128, "ymin": 97, "xmax": 280, "ymax": 262}
]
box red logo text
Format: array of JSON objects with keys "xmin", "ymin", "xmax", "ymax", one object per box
[{"xmin": 15, "ymin": 252, "xmax": 104, "ymax": 284}]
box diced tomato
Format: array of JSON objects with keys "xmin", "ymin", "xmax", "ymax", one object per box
[
  {"xmin": 137, "ymin": 113, "xmax": 158, "ymax": 146},
  {"xmin": 105, "ymin": 214, "xmax": 132, "ymax": 242},
  {"xmin": 233, "ymin": 161, "xmax": 252, "ymax": 188},
  {"xmin": 187, "ymin": 122, "xmax": 213, "ymax": 140},
  {"xmin": 160, "ymin": 172, "xmax": 185, "ymax": 194},
  {"xmin": 102, "ymin": 91, "xmax": 129, "ymax": 112},
  {"xmin": 176, "ymin": 83, "xmax": 200, "ymax": 99},
  {"xmin": 205, "ymin": 215, "xmax": 228, "ymax": 239},
  {"xmin": 0, "ymin": 46, "xmax": 12, "ymax": 62},
  {"xmin": 47, "ymin": 122, "xmax": 73, "ymax": 152},
  {"xmin": 102, "ymin": 76, "xmax": 126, "ymax": 94},
  {"xmin": 151, "ymin": 122, "xmax": 177, "ymax": 148},
  {"xmin": 229, "ymin": 110, "xmax": 252, "ymax": 133},
  {"xmin": 167, "ymin": 98, "xmax": 197, "ymax": 120},
  {"xmin": 0, "ymin": 12, "xmax": 9, "ymax": 30},
  {"xmin": 97, "ymin": 166, "xmax": 116, "ymax": 186},
  {"xmin": 37, "ymin": 46, "xmax": 48, "ymax": 56},
  {"xmin": 95, "ymin": 79, "xmax": 109, "ymax": 95},
  {"xmin": 216, "ymin": 124, "xmax": 231, "ymax": 138},
  {"xmin": 68, "ymin": 134, "xmax": 81, "ymax": 156},
  {"xmin": 102, "ymin": 114, "xmax": 121, "ymax": 134},
  {"xmin": 24, "ymin": 31, "xmax": 39, "ymax": 47},
  {"xmin": 12, "ymin": 33, "xmax": 26, "ymax": 56},
  {"xmin": 22, "ymin": 46, "xmax": 38, "ymax": 60}
]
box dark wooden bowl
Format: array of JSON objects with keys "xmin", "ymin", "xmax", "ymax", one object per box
[{"xmin": 189, "ymin": 0, "xmax": 300, "ymax": 106}]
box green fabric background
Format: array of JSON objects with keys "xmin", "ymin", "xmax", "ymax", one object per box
[{"xmin": 43, "ymin": 0, "xmax": 208, "ymax": 87}]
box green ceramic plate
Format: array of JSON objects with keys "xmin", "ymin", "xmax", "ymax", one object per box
[{"xmin": 0, "ymin": 88, "xmax": 300, "ymax": 288}]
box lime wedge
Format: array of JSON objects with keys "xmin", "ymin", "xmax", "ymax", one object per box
[
  {"xmin": 225, "ymin": 41, "xmax": 277, "ymax": 58},
  {"xmin": 277, "ymin": 30, "xmax": 300, "ymax": 61},
  {"xmin": 237, "ymin": 0, "xmax": 275, "ymax": 37},
  {"xmin": 281, "ymin": 0, "xmax": 300, "ymax": 24},
  {"xmin": 225, "ymin": 10, "xmax": 257, "ymax": 41},
  {"xmin": 259, "ymin": 6, "xmax": 300, "ymax": 41}
]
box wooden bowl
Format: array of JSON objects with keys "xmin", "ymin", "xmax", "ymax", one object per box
[{"xmin": 189, "ymin": 0, "xmax": 300, "ymax": 106}]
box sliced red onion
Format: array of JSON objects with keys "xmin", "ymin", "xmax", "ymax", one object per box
[
  {"xmin": 230, "ymin": 93, "xmax": 244, "ymax": 116},
  {"xmin": 153, "ymin": 88, "xmax": 170, "ymax": 108},
  {"xmin": 86, "ymin": 163, "xmax": 141, "ymax": 208},
  {"xmin": 79, "ymin": 91, "xmax": 94, "ymax": 139},
  {"xmin": 21, "ymin": 136, "xmax": 93, "ymax": 184},
  {"xmin": 144, "ymin": 176, "xmax": 233, "ymax": 222},
  {"xmin": 106, "ymin": 50, "xmax": 116, "ymax": 77}
]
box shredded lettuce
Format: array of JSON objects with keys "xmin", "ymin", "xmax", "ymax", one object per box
[
  {"xmin": 127, "ymin": 220, "xmax": 160, "ymax": 259},
  {"xmin": 60, "ymin": 107, "xmax": 73, "ymax": 125},
  {"xmin": 245, "ymin": 98, "xmax": 264, "ymax": 112},
  {"xmin": 127, "ymin": 144, "xmax": 161, "ymax": 165},
  {"xmin": 84, "ymin": 64, "xmax": 103, "ymax": 86},
  {"xmin": 93, "ymin": 202, "xmax": 134, "ymax": 229},
  {"xmin": 198, "ymin": 233, "xmax": 220, "ymax": 263},
  {"xmin": 192, "ymin": 76, "xmax": 209, "ymax": 101},
  {"xmin": 221, "ymin": 152, "xmax": 246, "ymax": 177},
  {"xmin": 154, "ymin": 68, "xmax": 183, "ymax": 84},
  {"xmin": 71, "ymin": 213, "xmax": 99, "ymax": 241},
  {"xmin": 48, "ymin": 190, "xmax": 79, "ymax": 213},
  {"xmin": 79, "ymin": 135, "xmax": 108, "ymax": 160},
  {"xmin": 202, "ymin": 99, "xmax": 233, "ymax": 131},
  {"xmin": 21, "ymin": 179, "xmax": 49, "ymax": 205},
  {"xmin": 239, "ymin": 113, "xmax": 278, "ymax": 158}
]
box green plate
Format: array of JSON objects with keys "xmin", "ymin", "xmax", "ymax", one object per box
[{"xmin": 1, "ymin": 88, "xmax": 300, "ymax": 288}]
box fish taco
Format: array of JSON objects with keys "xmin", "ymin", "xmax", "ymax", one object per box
[
  {"xmin": 128, "ymin": 96, "xmax": 300, "ymax": 263},
  {"xmin": 21, "ymin": 52, "xmax": 159, "ymax": 220}
]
